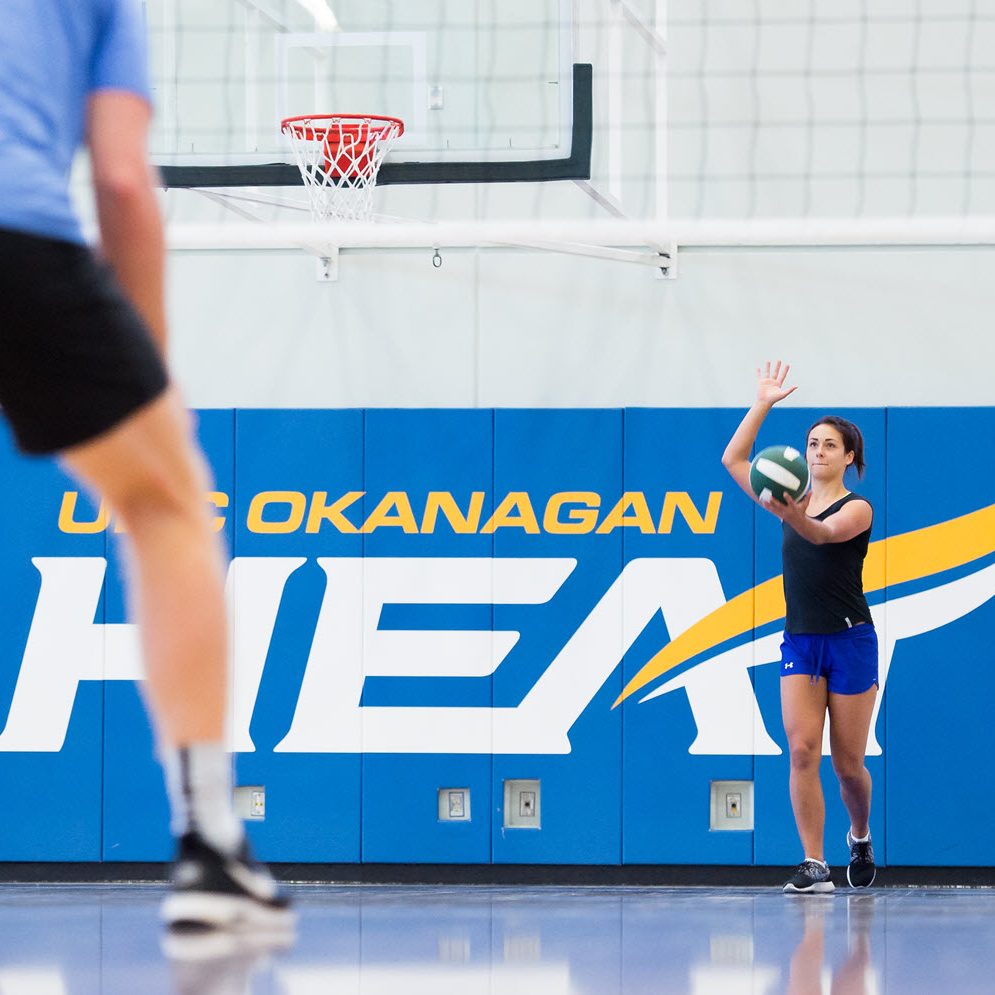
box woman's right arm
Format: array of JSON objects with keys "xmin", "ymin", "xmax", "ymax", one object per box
[{"xmin": 721, "ymin": 360, "xmax": 797, "ymax": 500}]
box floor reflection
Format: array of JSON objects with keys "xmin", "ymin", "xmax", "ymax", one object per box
[
  {"xmin": 0, "ymin": 884, "xmax": 992, "ymax": 994},
  {"xmin": 785, "ymin": 894, "xmax": 876, "ymax": 995},
  {"xmin": 163, "ymin": 930, "xmax": 293, "ymax": 995}
]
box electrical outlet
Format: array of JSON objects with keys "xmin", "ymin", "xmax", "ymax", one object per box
[
  {"xmin": 234, "ymin": 785, "xmax": 265, "ymax": 821},
  {"xmin": 438, "ymin": 788, "xmax": 471, "ymax": 821},
  {"xmin": 503, "ymin": 779, "xmax": 541, "ymax": 828},
  {"xmin": 710, "ymin": 781, "xmax": 753, "ymax": 831}
]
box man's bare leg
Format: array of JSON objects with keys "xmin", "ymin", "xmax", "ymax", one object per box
[
  {"xmin": 67, "ymin": 388, "xmax": 293, "ymax": 931},
  {"xmin": 62, "ymin": 387, "xmax": 240, "ymax": 852}
]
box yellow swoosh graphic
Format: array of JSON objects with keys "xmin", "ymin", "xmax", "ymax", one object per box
[{"xmin": 613, "ymin": 502, "xmax": 995, "ymax": 708}]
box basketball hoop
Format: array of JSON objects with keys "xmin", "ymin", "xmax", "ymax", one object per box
[{"xmin": 281, "ymin": 114, "xmax": 404, "ymax": 223}]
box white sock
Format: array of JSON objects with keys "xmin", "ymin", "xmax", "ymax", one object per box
[
  {"xmin": 162, "ymin": 742, "xmax": 244, "ymax": 856},
  {"xmin": 850, "ymin": 830, "xmax": 871, "ymax": 844},
  {"xmin": 805, "ymin": 857, "xmax": 828, "ymax": 869}
]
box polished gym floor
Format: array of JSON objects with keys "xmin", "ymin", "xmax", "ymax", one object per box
[{"xmin": 0, "ymin": 883, "xmax": 990, "ymax": 994}]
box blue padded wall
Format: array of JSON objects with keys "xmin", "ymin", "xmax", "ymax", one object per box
[
  {"xmin": 0, "ymin": 424, "xmax": 104, "ymax": 859},
  {"xmin": 360, "ymin": 409, "xmax": 494, "ymax": 863},
  {"xmin": 883, "ymin": 408, "xmax": 995, "ymax": 865},
  {"xmin": 233, "ymin": 410, "xmax": 365, "ymax": 862},
  {"xmin": 491, "ymin": 410, "xmax": 623, "ymax": 864},
  {"xmin": 621, "ymin": 408, "xmax": 756, "ymax": 865},
  {"xmin": 0, "ymin": 408, "xmax": 991, "ymax": 866}
]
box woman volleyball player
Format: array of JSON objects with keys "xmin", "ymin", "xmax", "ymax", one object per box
[{"xmin": 722, "ymin": 361, "xmax": 878, "ymax": 893}]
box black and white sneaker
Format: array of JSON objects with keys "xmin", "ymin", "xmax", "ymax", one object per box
[
  {"xmin": 846, "ymin": 830, "xmax": 876, "ymax": 888},
  {"xmin": 161, "ymin": 832, "xmax": 295, "ymax": 932},
  {"xmin": 783, "ymin": 859, "xmax": 835, "ymax": 893}
]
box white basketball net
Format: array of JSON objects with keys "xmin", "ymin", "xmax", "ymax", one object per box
[{"xmin": 281, "ymin": 116, "xmax": 403, "ymax": 223}]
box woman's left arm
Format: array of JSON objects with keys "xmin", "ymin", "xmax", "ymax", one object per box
[{"xmin": 765, "ymin": 496, "xmax": 872, "ymax": 545}]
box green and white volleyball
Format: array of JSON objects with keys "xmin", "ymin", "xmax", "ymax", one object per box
[{"xmin": 749, "ymin": 445, "xmax": 810, "ymax": 503}]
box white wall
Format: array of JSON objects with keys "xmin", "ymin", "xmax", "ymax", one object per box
[
  {"xmin": 147, "ymin": 0, "xmax": 995, "ymax": 411},
  {"xmin": 168, "ymin": 242, "xmax": 995, "ymax": 409}
]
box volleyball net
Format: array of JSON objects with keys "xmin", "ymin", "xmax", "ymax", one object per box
[{"xmin": 145, "ymin": 1, "xmax": 995, "ymax": 258}]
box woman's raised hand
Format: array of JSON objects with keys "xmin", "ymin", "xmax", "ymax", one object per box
[{"xmin": 756, "ymin": 360, "xmax": 798, "ymax": 408}]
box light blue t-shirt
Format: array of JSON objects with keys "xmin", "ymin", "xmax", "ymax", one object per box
[{"xmin": 0, "ymin": 0, "xmax": 151, "ymax": 244}]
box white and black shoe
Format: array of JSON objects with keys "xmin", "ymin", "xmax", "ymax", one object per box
[
  {"xmin": 783, "ymin": 858, "xmax": 835, "ymax": 894},
  {"xmin": 161, "ymin": 831, "xmax": 295, "ymax": 932},
  {"xmin": 846, "ymin": 830, "xmax": 876, "ymax": 888}
]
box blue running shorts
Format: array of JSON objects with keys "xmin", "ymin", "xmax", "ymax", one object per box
[{"xmin": 780, "ymin": 625, "xmax": 878, "ymax": 695}]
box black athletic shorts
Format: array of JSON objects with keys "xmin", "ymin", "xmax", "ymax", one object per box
[{"xmin": 0, "ymin": 226, "xmax": 169, "ymax": 455}]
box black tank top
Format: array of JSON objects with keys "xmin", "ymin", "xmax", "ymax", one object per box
[{"xmin": 782, "ymin": 493, "xmax": 873, "ymax": 634}]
